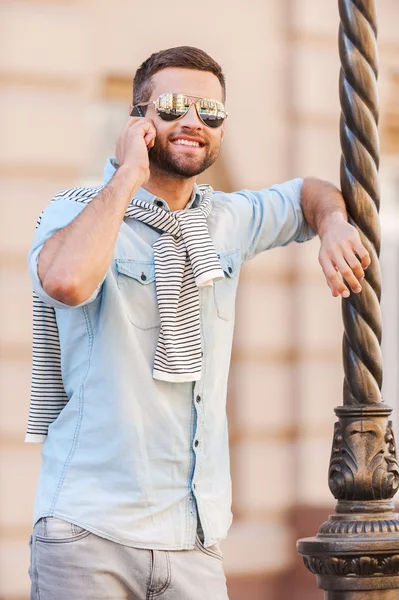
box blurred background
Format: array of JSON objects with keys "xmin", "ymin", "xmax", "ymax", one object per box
[{"xmin": 1, "ymin": 0, "xmax": 399, "ymax": 598}]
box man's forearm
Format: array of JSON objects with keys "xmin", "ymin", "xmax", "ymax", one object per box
[
  {"xmin": 38, "ymin": 166, "xmax": 143, "ymax": 306},
  {"xmin": 301, "ymin": 177, "xmax": 348, "ymax": 236}
]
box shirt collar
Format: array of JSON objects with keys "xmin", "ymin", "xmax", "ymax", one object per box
[{"xmin": 103, "ymin": 157, "xmax": 201, "ymax": 211}]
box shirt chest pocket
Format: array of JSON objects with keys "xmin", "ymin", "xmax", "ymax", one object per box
[
  {"xmin": 213, "ymin": 250, "xmax": 241, "ymax": 321},
  {"xmin": 115, "ymin": 259, "xmax": 160, "ymax": 330}
]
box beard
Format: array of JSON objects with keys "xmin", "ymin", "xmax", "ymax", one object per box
[{"xmin": 148, "ymin": 135, "xmax": 220, "ymax": 179}]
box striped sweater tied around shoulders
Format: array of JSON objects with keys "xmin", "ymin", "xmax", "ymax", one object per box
[{"xmin": 26, "ymin": 184, "xmax": 224, "ymax": 443}]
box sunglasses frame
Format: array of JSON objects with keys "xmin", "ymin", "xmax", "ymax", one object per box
[{"xmin": 131, "ymin": 93, "xmax": 228, "ymax": 128}]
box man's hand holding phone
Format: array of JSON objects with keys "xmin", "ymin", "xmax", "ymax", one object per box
[{"xmin": 115, "ymin": 116, "xmax": 157, "ymax": 185}]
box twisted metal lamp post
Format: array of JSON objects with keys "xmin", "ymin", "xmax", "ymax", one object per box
[{"xmin": 297, "ymin": 1, "xmax": 399, "ymax": 598}]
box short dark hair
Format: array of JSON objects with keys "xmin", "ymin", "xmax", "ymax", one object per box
[{"xmin": 133, "ymin": 46, "xmax": 226, "ymax": 106}]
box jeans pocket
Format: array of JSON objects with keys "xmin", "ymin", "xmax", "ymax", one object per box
[
  {"xmin": 195, "ymin": 535, "xmax": 223, "ymax": 561},
  {"xmin": 34, "ymin": 517, "xmax": 91, "ymax": 543}
]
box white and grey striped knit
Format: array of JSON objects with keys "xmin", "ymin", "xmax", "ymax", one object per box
[{"xmin": 27, "ymin": 184, "xmax": 223, "ymax": 441}]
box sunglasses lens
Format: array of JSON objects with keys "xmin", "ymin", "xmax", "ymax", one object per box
[
  {"xmin": 200, "ymin": 114, "xmax": 225, "ymax": 128},
  {"xmin": 155, "ymin": 94, "xmax": 226, "ymax": 128},
  {"xmin": 197, "ymin": 99, "xmax": 226, "ymax": 128},
  {"xmin": 157, "ymin": 93, "xmax": 190, "ymax": 122}
]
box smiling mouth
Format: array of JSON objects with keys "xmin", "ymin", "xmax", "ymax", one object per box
[{"xmin": 170, "ymin": 139, "xmax": 204, "ymax": 148}]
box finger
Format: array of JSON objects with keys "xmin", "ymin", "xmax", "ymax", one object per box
[
  {"xmin": 127, "ymin": 115, "xmax": 149, "ymax": 124},
  {"xmin": 144, "ymin": 131, "xmax": 156, "ymax": 147},
  {"xmin": 127, "ymin": 117, "xmax": 155, "ymax": 133},
  {"xmin": 333, "ymin": 255, "xmax": 362, "ymax": 293},
  {"xmin": 353, "ymin": 240, "xmax": 371, "ymax": 270},
  {"xmin": 142, "ymin": 125, "xmax": 157, "ymax": 144},
  {"xmin": 342, "ymin": 246, "xmax": 365, "ymax": 281},
  {"xmin": 319, "ymin": 253, "xmax": 350, "ymax": 298},
  {"xmin": 126, "ymin": 118, "xmax": 156, "ymax": 145},
  {"xmin": 327, "ymin": 279, "xmax": 341, "ymax": 298},
  {"xmin": 139, "ymin": 118, "xmax": 156, "ymax": 132}
]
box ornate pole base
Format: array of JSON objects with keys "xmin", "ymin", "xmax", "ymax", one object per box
[
  {"xmin": 297, "ymin": 405, "xmax": 399, "ymax": 597},
  {"xmin": 298, "ymin": 525, "xmax": 399, "ymax": 594}
]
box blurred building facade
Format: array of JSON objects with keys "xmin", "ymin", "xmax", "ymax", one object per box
[{"xmin": 0, "ymin": 0, "xmax": 399, "ymax": 598}]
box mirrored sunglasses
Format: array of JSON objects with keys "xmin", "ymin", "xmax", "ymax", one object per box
[{"xmin": 130, "ymin": 93, "xmax": 227, "ymax": 128}]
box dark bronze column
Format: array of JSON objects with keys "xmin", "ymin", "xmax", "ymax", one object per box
[{"xmin": 297, "ymin": 1, "xmax": 399, "ymax": 598}]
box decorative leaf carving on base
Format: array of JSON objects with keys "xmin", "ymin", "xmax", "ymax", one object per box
[
  {"xmin": 328, "ymin": 419, "xmax": 399, "ymax": 500},
  {"xmin": 303, "ymin": 554, "xmax": 399, "ymax": 577},
  {"xmin": 319, "ymin": 517, "xmax": 399, "ymax": 535}
]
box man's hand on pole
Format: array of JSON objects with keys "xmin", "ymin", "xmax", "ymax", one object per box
[
  {"xmin": 301, "ymin": 177, "xmax": 371, "ymax": 298},
  {"xmin": 317, "ymin": 212, "xmax": 370, "ymax": 298}
]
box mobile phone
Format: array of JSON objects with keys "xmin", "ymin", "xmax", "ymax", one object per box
[
  {"xmin": 129, "ymin": 106, "xmax": 153, "ymax": 152},
  {"xmin": 130, "ymin": 106, "xmax": 144, "ymax": 117}
]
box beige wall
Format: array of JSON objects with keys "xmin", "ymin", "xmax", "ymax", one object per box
[{"xmin": 1, "ymin": 0, "xmax": 398, "ymax": 597}]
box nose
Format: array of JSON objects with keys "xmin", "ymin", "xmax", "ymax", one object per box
[{"xmin": 180, "ymin": 103, "xmax": 203, "ymax": 130}]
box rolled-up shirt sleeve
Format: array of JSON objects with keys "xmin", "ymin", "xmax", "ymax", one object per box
[
  {"xmin": 221, "ymin": 178, "xmax": 317, "ymax": 262},
  {"xmin": 28, "ymin": 199, "xmax": 103, "ymax": 309}
]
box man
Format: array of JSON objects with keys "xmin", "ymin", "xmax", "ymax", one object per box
[{"xmin": 27, "ymin": 46, "xmax": 369, "ymax": 600}]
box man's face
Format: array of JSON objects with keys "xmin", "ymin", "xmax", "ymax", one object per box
[{"xmin": 139, "ymin": 68, "xmax": 225, "ymax": 179}]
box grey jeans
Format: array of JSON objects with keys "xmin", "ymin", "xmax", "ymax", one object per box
[{"xmin": 29, "ymin": 517, "xmax": 229, "ymax": 600}]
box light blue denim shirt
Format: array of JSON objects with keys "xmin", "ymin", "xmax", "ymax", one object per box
[{"xmin": 28, "ymin": 158, "xmax": 316, "ymax": 549}]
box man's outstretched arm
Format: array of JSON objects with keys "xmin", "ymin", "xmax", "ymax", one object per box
[{"xmin": 301, "ymin": 177, "xmax": 370, "ymax": 299}]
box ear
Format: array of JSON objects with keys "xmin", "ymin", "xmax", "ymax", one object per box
[{"xmin": 220, "ymin": 124, "xmax": 226, "ymax": 143}]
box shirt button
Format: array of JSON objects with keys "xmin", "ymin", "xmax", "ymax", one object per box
[
  {"xmin": 194, "ymin": 440, "xmax": 199, "ymax": 447},
  {"xmin": 141, "ymin": 273, "xmax": 147, "ymax": 281},
  {"xmin": 196, "ymin": 395, "xmax": 201, "ymax": 403},
  {"xmin": 228, "ymin": 266, "xmax": 232, "ymax": 274},
  {"xmin": 155, "ymin": 200, "xmax": 163, "ymax": 207}
]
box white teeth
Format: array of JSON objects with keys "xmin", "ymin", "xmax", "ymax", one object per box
[{"xmin": 173, "ymin": 139, "xmax": 200, "ymax": 147}]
